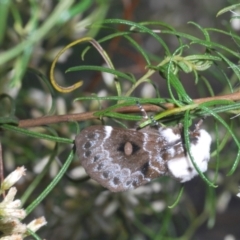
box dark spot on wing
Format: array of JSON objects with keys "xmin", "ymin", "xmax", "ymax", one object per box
[
  {"xmin": 113, "ymin": 177, "xmax": 120, "ymax": 185},
  {"xmin": 97, "ymin": 163, "xmax": 104, "ymax": 170},
  {"xmin": 84, "ymin": 141, "xmax": 92, "ymax": 149},
  {"xmin": 85, "ymin": 150, "xmax": 92, "ymax": 157},
  {"xmin": 93, "ymin": 155, "xmax": 100, "ymax": 162},
  {"xmin": 140, "ymin": 162, "xmax": 149, "ymax": 176},
  {"xmin": 102, "ymin": 171, "xmax": 110, "ymax": 178},
  {"xmin": 87, "ymin": 133, "xmax": 97, "ymax": 139},
  {"xmin": 126, "ymin": 180, "xmax": 132, "ymax": 186},
  {"xmin": 132, "ymin": 180, "xmax": 138, "ymax": 187}
]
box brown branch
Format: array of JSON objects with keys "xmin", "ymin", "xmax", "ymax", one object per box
[
  {"xmin": 18, "ymin": 91, "xmax": 240, "ymax": 128},
  {"xmin": 18, "ymin": 105, "xmax": 162, "ymax": 128}
]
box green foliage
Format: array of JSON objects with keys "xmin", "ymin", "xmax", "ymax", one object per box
[{"xmin": 1, "ymin": 1, "xmax": 240, "ymax": 239}]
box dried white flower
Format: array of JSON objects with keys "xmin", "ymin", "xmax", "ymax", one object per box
[
  {"xmin": 0, "ymin": 218, "xmax": 27, "ymax": 236},
  {"xmin": 0, "ymin": 234, "xmax": 23, "ymax": 240},
  {"xmin": 26, "ymin": 217, "xmax": 47, "ymax": 234},
  {"xmin": 0, "ymin": 187, "xmax": 26, "ymax": 219},
  {"xmin": 0, "ymin": 167, "xmax": 26, "ymax": 193},
  {"xmin": 0, "ymin": 166, "xmax": 47, "ymax": 239}
]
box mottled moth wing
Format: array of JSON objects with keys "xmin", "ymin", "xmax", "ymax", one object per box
[
  {"xmin": 75, "ymin": 125, "xmax": 212, "ymax": 192},
  {"xmin": 75, "ymin": 126, "xmax": 168, "ymax": 192}
]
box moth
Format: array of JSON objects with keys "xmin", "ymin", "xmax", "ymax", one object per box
[{"xmin": 75, "ymin": 125, "xmax": 212, "ymax": 192}]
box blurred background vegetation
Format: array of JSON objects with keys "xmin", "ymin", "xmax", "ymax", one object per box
[{"xmin": 1, "ymin": 0, "xmax": 240, "ymax": 239}]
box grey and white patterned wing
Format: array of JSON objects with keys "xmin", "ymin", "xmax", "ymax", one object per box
[{"xmin": 75, "ymin": 125, "xmax": 168, "ymax": 192}]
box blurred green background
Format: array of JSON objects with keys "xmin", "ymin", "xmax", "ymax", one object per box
[{"xmin": 1, "ymin": 1, "xmax": 240, "ymax": 239}]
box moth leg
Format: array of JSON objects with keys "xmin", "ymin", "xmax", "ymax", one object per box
[
  {"xmin": 176, "ymin": 123, "xmax": 183, "ymax": 131},
  {"xmin": 149, "ymin": 115, "xmax": 160, "ymax": 127},
  {"xmin": 135, "ymin": 101, "xmax": 151, "ymax": 129},
  {"xmin": 136, "ymin": 101, "xmax": 148, "ymax": 120},
  {"xmin": 194, "ymin": 119, "xmax": 202, "ymax": 131},
  {"xmin": 193, "ymin": 116, "xmax": 207, "ymax": 132},
  {"xmin": 136, "ymin": 101, "xmax": 161, "ymax": 128}
]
